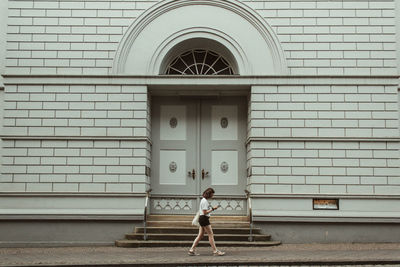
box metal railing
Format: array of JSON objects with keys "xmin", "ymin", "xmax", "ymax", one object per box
[
  {"xmin": 245, "ymin": 189, "xmax": 253, "ymax": 242},
  {"xmin": 143, "ymin": 189, "xmax": 152, "ymax": 241}
]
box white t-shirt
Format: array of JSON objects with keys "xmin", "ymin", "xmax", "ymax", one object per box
[{"xmin": 199, "ymin": 198, "xmax": 211, "ymax": 217}]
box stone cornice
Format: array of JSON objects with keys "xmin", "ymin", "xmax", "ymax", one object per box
[
  {"xmin": 0, "ymin": 136, "xmax": 152, "ymax": 144},
  {"xmin": 2, "ymin": 75, "xmax": 399, "ymax": 87},
  {"xmin": 247, "ymin": 137, "xmax": 400, "ymax": 144}
]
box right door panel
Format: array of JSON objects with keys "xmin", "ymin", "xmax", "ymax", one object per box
[{"xmin": 200, "ymin": 97, "xmax": 248, "ymax": 196}]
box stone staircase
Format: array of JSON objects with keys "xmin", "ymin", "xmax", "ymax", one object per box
[{"xmin": 115, "ymin": 215, "xmax": 281, "ymax": 247}]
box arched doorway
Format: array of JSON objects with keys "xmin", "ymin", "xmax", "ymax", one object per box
[
  {"xmin": 111, "ymin": 0, "xmax": 288, "ymax": 215},
  {"xmin": 150, "ymin": 46, "xmax": 248, "ymax": 214}
]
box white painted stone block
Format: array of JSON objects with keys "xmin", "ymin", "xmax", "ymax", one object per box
[
  {"xmin": 292, "ymin": 128, "xmax": 318, "ymax": 137},
  {"xmin": 347, "ymin": 185, "xmax": 373, "ymax": 194},
  {"xmin": 79, "ymin": 183, "xmax": 106, "ymax": 192},
  {"xmin": 54, "ymin": 127, "xmax": 80, "ymax": 136},
  {"xmin": 67, "ymin": 174, "xmax": 92, "ymax": 183},
  {"xmin": 106, "ymin": 183, "xmax": 132, "ymax": 193},
  {"xmin": 264, "ymin": 184, "xmax": 291, "ymax": 194},
  {"xmin": 361, "ymin": 177, "xmax": 387, "ymax": 185},
  {"xmin": 292, "ymin": 184, "xmax": 319, "ymax": 194},
  {"xmin": 292, "ymin": 167, "xmax": 319, "ymax": 175},
  {"xmin": 41, "ymin": 157, "xmax": 66, "ymax": 165},
  {"xmin": 53, "ymin": 183, "xmax": 79, "ymax": 192},
  {"xmin": 347, "ymin": 167, "xmax": 373, "ymax": 176},
  {"xmin": 306, "ymin": 176, "xmax": 332, "ymax": 185},
  {"xmin": 375, "ymin": 186, "xmax": 400, "ymax": 195},
  {"xmin": 26, "ymin": 183, "xmax": 52, "ymax": 192},
  {"xmin": 80, "ymin": 166, "xmax": 106, "ymax": 174},
  {"xmin": 320, "ymin": 185, "xmax": 347, "ymax": 194},
  {"xmin": 319, "ymin": 150, "xmax": 346, "ymax": 158}
]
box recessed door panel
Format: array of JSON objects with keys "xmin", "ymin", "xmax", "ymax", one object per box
[
  {"xmin": 160, "ymin": 105, "xmax": 187, "ymax": 140},
  {"xmin": 159, "ymin": 150, "xmax": 187, "ymax": 185},
  {"xmin": 211, "ymin": 150, "xmax": 238, "ymax": 185},
  {"xmin": 211, "ymin": 105, "xmax": 238, "ymax": 140}
]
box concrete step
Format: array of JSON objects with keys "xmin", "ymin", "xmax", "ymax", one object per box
[
  {"xmin": 115, "ymin": 215, "xmax": 281, "ymax": 248},
  {"xmin": 146, "ymin": 221, "xmax": 250, "ymax": 228},
  {"xmin": 126, "ymin": 233, "xmax": 271, "ymax": 241},
  {"xmin": 147, "ymin": 215, "xmax": 249, "ymax": 222},
  {"xmin": 134, "ymin": 227, "xmax": 262, "ymax": 235},
  {"xmin": 115, "ymin": 240, "xmax": 281, "ymax": 248}
]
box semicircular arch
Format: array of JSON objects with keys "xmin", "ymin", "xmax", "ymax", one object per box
[{"xmin": 112, "ymin": 0, "xmax": 288, "ymax": 75}]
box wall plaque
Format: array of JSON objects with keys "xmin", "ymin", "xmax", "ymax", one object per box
[{"xmin": 313, "ymin": 199, "xmax": 339, "ymax": 210}]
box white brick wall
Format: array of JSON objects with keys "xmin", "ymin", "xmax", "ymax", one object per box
[
  {"xmin": 251, "ymin": 85, "xmax": 398, "ymax": 138},
  {"xmin": 2, "ymin": 139, "xmax": 149, "ymax": 193},
  {"xmin": 248, "ymin": 81, "xmax": 399, "ymax": 196},
  {"xmin": 248, "ymin": 140, "xmax": 400, "ymax": 195},
  {"xmin": 1, "ymin": 83, "xmax": 150, "ymax": 193},
  {"xmin": 4, "ymin": 0, "xmax": 397, "ymax": 75},
  {"xmin": 3, "ymin": 85, "xmax": 148, "ymax": 137}
]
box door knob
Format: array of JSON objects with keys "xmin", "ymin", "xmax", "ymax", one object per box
[
  {"xmin": 201, "ymin": 169, "xmax": 209, "ymax": 180},
  {"xmin": 188, "ymin": 169, "xmax": 196, "ymax": 180}
]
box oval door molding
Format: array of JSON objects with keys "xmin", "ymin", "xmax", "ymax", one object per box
[
  {"xmin": 169, "ymin": 117, "xmax": 178, "ymax": 128},
  {"xmin": 220, "ymin": 161, "xmax": 229, "ymax": 173},
  {"xmin": 220, "ymin": 117, "xmax": 229, "ymax": 128}
]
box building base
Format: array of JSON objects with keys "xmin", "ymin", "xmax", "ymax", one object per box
[
  {"xmin": 0, "ymin": 220, "xmax": 141, "ymax": 248},
  {"xmin": 257, "ymin": 222, "xmax": 400, "ymax": 243}
]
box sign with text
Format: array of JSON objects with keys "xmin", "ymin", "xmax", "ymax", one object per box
[{"xmin": 313, "ymin": 199, "xmax": 339, "ymax": 210}]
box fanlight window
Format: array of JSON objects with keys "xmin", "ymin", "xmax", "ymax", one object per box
[{"xmin": 165, "ymin": 50, "xmax": 234, "ymax": 75}]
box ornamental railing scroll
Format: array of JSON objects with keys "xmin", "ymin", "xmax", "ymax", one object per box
[{"xmin": 150, "ymin": 196, "xmax": 247, "ymax": 215}]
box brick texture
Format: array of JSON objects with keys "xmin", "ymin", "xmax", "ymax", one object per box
[{"xmin": 5, "ymin": 0, "xmax": 397, "ymax": 75}]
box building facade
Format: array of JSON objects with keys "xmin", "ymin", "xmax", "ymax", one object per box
[{"xmin": 0, "ymin": 0, "xmax": 399, "ymax": 246}]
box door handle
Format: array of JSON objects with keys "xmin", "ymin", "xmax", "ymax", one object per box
[
  {"xmin": 201, "ymin": 169, "xmax": 209, "ymax": 180},
  {"xmin": 188, "ymin": 169, "xmax": 196, "ymax": 180}
]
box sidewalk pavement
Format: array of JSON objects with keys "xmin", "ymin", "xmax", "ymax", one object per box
[{"xmin": 0, "ymin": 243, "xmax": 400, "ymax": 266}]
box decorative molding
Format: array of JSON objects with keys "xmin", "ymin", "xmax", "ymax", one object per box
[
  {"xmin": 152, "ymin": 198, "xmax": 194, "ymax": 211},
  {"xmin": 247, "ymin": 137, "xmax": 400, "ymax": 144},
  {"xmin": 3, "ymin": 75, "xmax": 399, "ymax": 86},
  {"xmin": 0, "ymin": 193, "xmax": 147, "ymax": 197},
  {"xmin": 0, "ymin": 136, "xmax": 152, "ymax": 144},
  {"xmin": 112, "ymin": 0, "xmax": 288, "ymax": 75},
  {"xmin": 150, "ymin": 28, "xmax": 247, "ymax": 75},
  {"xmin": 209, "ymin": 198, "xmax": 245, "ymax": 211},
  {"xmin": 150, "ymin": 196, "xmax": 247, "ymax": 214},
  {"xmin": 253, "ymin": 215, "xmax": 400, "ymax": 224},
  {"xmin": 250, "ymin": 194, "xmax": 400, "ymax": 200},
  {"xmin": 0, "ymin": 214, "xmax": 144, "ymax": 221}
]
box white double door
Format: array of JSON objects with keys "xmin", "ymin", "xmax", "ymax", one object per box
[{"xmin": 151, "ymin": 96, "xmax": 247, "ymax": 198}]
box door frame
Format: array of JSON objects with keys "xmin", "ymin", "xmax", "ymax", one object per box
[{"xmin": 148, "ymin": 91, "xmax": 250, "ymax": 215}]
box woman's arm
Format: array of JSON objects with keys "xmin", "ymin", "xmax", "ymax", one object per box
[{"xmin": 202, "ymin": 206, "xmax": 218, "ymax": 215}]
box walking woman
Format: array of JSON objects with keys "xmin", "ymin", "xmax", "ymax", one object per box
[{"xmin": 188, "ymin": 187, "xmax": 225, "ymax": 256}]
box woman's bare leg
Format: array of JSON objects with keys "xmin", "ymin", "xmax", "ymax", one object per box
[
  {"xmin": 203, "ymin": 225, "xmax": 217, "ymax": 252},
  {"xmin": 190, "ymin": 226, "xmax": 204, "ymax": 251}
]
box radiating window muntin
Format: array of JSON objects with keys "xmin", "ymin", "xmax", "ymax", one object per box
[{"xmin": 165, "ymin": 50, "xmax": 234, "ymax": 75}]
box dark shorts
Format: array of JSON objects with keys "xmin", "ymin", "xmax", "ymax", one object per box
[{"xmin": 199, "ymin": 215, "xmax": 210, "ymax": 227}]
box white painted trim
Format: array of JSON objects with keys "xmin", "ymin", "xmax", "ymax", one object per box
[
  {"xmin": 0, "ymin": 193, "xmax": 146, "ymax": 197},
  {"xmin": 247, "ymin": 137, "xmax": 400, "ymax": 143},
  {"xmin": 0, "ymin": 136, "xmax": 151, "ymax": 142},
  {"xmin": 0, "ymin": 214, "xmax": 144, "ymax": 222},
  {"xmin": 250, "ymin": 194, "xmax": 400, "ymax": 200},
  {"xmin": 3, "ymin": 75, "xmax": 399, "ymax": 86},
  {"xmin": 254, "ymin": 215, "xmax": 400, "ymax": 223}
]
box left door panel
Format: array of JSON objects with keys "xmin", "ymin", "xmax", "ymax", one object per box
[{"xmin": 151, "ymin": 97, "xmax": 198, "ymax": 196}]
